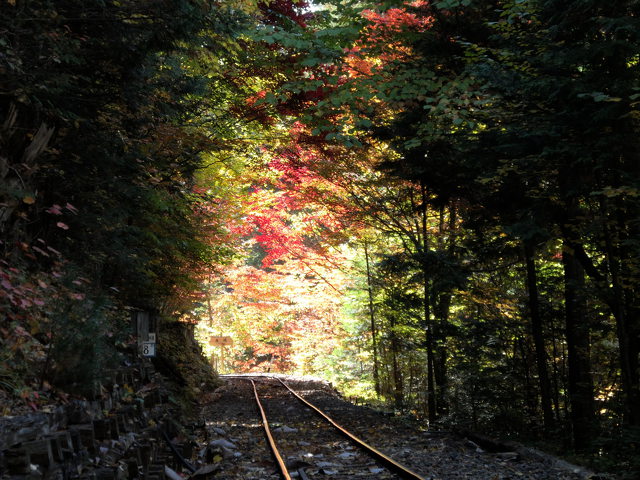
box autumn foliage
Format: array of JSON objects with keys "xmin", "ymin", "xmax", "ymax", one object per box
[{"xmin": 3, "ymin": 1, "xmax": 640, "ymax": 474}]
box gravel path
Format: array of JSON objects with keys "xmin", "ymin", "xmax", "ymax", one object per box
[{"xmin": 196, "ymin": 374, "xmax": 592, "ymax": 480}]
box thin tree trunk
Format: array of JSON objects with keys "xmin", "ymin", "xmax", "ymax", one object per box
[
  {"xmin": 364, "ymin": 241, "xmax": 381, "ymax": 397},
  {"xmin": 389, "ymin": 315, "xmax": 404, "ymax": 409},
  {"xmin": 433, "ymin": 204, "xmax": 455, "ymax": 416},
  {"xmin": 517, "ymin": 336, "xmax": 537, "ymax": 422},
  {"xmin": 550, "ymin": 325, "xmax": 562, "ymax": 422},
  {"xmin": 523, "ymin": 240, "xmax": 554, "ymax": 431}
]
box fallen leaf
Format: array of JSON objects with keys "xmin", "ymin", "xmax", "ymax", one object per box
[
  {"xmin": 65, "ymin": 202, "xmax": 79, "ymax": 214},
  {"xmin": 46, "ymin": 204, "xmax": 63, "ymax": 215}
]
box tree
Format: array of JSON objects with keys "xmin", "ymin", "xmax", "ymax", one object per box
[{"xmin": 0, "ymin": 0, "xmax": 270, "ymax": 396}]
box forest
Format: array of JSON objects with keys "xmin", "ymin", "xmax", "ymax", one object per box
[{"xmin": 1, "ymin": 0, "xmax": 639, "ymax": 475}]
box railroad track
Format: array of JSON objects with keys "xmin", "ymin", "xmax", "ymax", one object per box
[{"xmin": 224, "ymin": 375, "xmax": 426, "ymax": 480}]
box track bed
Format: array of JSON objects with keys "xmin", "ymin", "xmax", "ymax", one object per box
[{"xmin": 199, "ymin": 374, "xmax": 586, "ymax": 479}]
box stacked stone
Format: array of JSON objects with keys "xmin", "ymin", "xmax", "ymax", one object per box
[{"xmin": 0, "ymin": 363, "xmax": 188, "ymax": 480}]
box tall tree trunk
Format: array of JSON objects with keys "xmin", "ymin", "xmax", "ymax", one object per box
[
  {"xmin": 433, "ymin": 203, "xmax": 456, "ymax": 416},
  {"xmin": 433, "ymin": 293, "xmax": 450, "ymax": 417},
  {"xmin": 517, "ymin": 336, "xmax": 537, "ymax": 422},
  {"xmin": 420, "ymin": 182, "xmax": 436, "ymax": 423},
  {"xmin": 566, "ymin": 193, "xmax": 640, "ymax": 427},
  {"xmin": 559, "ymin": 165, "xmax": 640, "ymax": 427},
  {"xmin": 523, "ymin": 240, "xmax": 554, "ymax": 431},
  {"xmin": 562, "ymin": 245, "xmax": 595, "ymax": 450},
  {"xmin": 602, "ymin": 197, "xmax": 640, "ymax": 426},
  {"xmin": 424, "ymin": 283, "xmax": 436, "ymax": 422},
  {"xmin": 389, "ymin": 315, "xmax": 404, "ymax": 409},
  {"xmin": 364, "ymin": 241, "xmax": 381, "ymax": 397},
  {"xmin": 550, "ymin": 326, "xmax": 562, "ymax": 422}
]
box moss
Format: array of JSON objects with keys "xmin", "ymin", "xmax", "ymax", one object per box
[{"xmin": 152, "ymin": 320, "xmax": 221, "ymax": 417}]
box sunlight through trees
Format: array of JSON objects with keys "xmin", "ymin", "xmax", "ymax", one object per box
[{"xmin": 2, "ymin": 0, "xmax": 640, "ymax": 474}]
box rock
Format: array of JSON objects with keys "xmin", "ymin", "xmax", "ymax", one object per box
[
  {"xmin": 208, "ymin": 438, "xmax": 236, "ymax": 450},
  {"xmin": 0, "ymin": 413, "xmax": 53, "ymax": 450},
  {"xmin": 496, "ymin": 452, "xmax": 519, "ymax": 460},
  {"xmin": 164, "ymin": 465, "xmax": 182, "ymax": 480},
  {"xmin": 273, "ymin": 425, "xmax": 298, "ymax": 433},
  {"xmin": 206, "ymin": 438, "xmax": 240, "ymax": 461},
  {"xmin": 337, "ymin": 451, "xmax": 356, "ymax": 459},
  {"xmin": 189, "ymin": 464, "xmax": 221, "ymax": 478}
]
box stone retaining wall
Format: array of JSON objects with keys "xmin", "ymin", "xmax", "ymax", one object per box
[{"xmin": 0, "ymin": 361, "xmax": 193, "ymax": 480}]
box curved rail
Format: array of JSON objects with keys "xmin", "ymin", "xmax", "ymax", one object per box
[
  {"xmin": 277, "ymin": 378, "xmax": 426, "ymax": 480},
  {"xmin": 246, "ymin": 375, "xmax": 426, "ymax": 480},
  {"xmin": 250, "ymin": 379, "xmax": 291, "ymax": 480}
]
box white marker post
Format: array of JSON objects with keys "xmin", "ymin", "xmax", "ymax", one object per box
[{"xmin": 134, "ymin": 310, "xmax": 157, "ymax": 358}]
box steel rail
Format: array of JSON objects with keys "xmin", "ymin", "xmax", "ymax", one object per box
[
  {"xmin": 277, "ymin": 378, "xmax": 427, "ymax": 480},
  {"xmin": 250, "ymin": 379, "xmax": 292, "ymax": 480}
]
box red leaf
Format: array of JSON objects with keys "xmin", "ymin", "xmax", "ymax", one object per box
[{"xmin": 46, "ymin": 204, "xmax": 63, "ymax": 215}]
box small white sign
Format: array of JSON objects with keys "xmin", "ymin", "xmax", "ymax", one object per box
[
  {"xmin": 148, "ymin": 333, "xmax": 156, "ymax": 342},
  {"xmin": 142, "ymin": 342, "xmax": 156, "ymax": 357}
]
